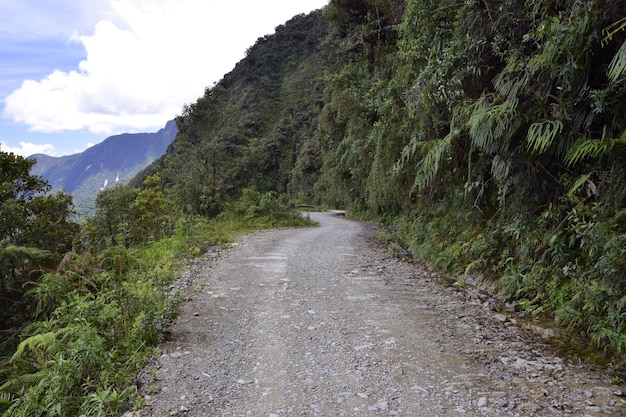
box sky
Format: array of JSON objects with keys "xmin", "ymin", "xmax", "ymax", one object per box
[{"xmin": 0, "ymin": 0, "xmax": 329, "ymax": 157}]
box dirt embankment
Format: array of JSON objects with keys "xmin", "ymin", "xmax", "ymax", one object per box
[{"xmin": 127, "ymin": 212, "xmax": 625, "ymax": 416}]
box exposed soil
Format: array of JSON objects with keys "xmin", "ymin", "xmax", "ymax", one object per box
[{"xmin": 127, "ymin": 212, "xmax": 625, "ymax": 416}]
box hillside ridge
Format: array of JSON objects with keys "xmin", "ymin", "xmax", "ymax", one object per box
[{"xmin": 30, "ymin": 120, "xmax": 177, "ymax": 216}]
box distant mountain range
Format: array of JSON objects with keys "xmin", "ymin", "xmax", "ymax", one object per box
[{"xmin": 29, "ymin": 120, "xmax": 177, "ymax": 217}]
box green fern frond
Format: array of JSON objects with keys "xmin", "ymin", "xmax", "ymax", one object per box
[
  {"xmin": 565, "ymin": 128, "xmax": 626, "ymax": 166},
  {"xmin": 468, "ymin": 96, "xmax": 520, "ymax": 155},
  {"xmin": 526, "ymin": 120, "xmax": 563, "ymax": 154},
  {"xmin": 603, "ymin": 17, "xmax": 626, "ymax": 82},
  {"xmin": 10, "ymin": 332, "xmax": 58, "ymax": 362},
  {"xmin": 491, "ymin": 154, "xmax": 510, "ymax": 183},
  {"xmin": 411, "ymin": 128, "xmax": 458, "ymax": 191},
  {"xmin": 567, "ymin": 174, "xmax": 592, "ymax": 200},
  {"xmin": 602, "ymin": 17, "xmax": 626, "ymax": 46},
  {"xmin": 396, "ymin": 128, "xmax": 427, "ymax": 170},
  {"xmin": 15, "ymin": 371, "xmax": 47, "ymax": 387},
  {"xmin": 608, "ymin": 40, "xmax": 626, "ymax": 83},
  {"xmin": 0, "ymin": 391, "xmax": 13, "ymax": 405}
]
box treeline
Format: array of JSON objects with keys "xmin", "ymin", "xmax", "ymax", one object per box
[{"xmin": 140, "ymin": 1, "xmax": 626, "ymax": 363}]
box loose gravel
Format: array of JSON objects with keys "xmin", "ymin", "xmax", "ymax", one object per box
[{"xmin": 127, "ymin": 212, "xmax": 625, "ymax": 416}]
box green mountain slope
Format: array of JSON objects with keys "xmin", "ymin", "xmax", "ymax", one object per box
[
  {"xmin": 30, "ymin": 120, "xmax": 177, "ymax": 216},
  {"xmin": 132, "ymin": 11, "xmax": 327, "ymax": 215}
]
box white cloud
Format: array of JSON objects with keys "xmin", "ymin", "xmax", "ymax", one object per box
[
  {"xmin": 2, "ymin": 0, "xmax": 328, "ymax": 135},
  {"xmin": 0, "ymin": 140, "xmax": 55, "ymax": 157}
]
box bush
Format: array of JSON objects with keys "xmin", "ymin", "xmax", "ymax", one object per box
[{"xmin": 221, "ymin": 189, "xmax": 316, "ymax": 229}]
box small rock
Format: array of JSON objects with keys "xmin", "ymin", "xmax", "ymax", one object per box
[
  {"xmin": 368, "ymin": 400, "xmax": 388, "ymax": 411},
  {"xmin": 517, "ymin": 401, "xmax": 542, "ymax": 412},
  {"xmin": 504, "ymin": 302, "xmax": 520, "ymax": 312},
  {"xmin": 494, "ymin": 313, "xmax": 508, "ymax": 323},
  {"xmin": 494, "ymin": 398, "xmax": 509, "ymax": 408},
  {"xmin": 477, "ymin": 397, "xmax": 488, "ymax": 407}
]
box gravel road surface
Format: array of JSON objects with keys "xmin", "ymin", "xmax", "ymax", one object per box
[{"xmin": 129, "ymin": 212, "xmax": 625, "ymax": 416}]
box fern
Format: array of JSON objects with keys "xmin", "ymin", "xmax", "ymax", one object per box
[
  {"xmin": 10, "ymin": 332, "xmax": 58, "ymax": 362},
  {"xmin": 0, "ymin": 391, "xmax": 13, "ymax": 406},
  {"xmin": 467, "ymin": 96, "xmax": 520, "ymax": 155},
  {"xmin": 0, "ymin": 243, "xmax": 49, "ymax": 289},
  {"xmin": 567, "ymin": 174, "xmax": 593, "ymax": 200},
  {"xmin": 603, "ymin": 17, "xmax": 626, "ymax": 83},
  {"xmin": 607, "ymin": 40, "xmax": 626, "ymax": 83},
  {"xmin": 565, "ymin": 128, "xmax": 626, "ymax": 166},
  {"xmin": 491, "ymin": 154, "xmax": 510, "ymax": 183},
  {"xmin": 526, "ymin": 120, "xmax": 563, "ymax": 154},
  {"xmin": 410, "ymin": 127, "xmax": 459, "ymax": 191}
]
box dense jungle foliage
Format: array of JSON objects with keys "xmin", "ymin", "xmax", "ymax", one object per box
[
  {"xmin": 2, "ymin": 0, "xmax": 626, "ymax": 415},
  {"xmin": 139, "ymin": 2, "xmax": 626, "ymax": 364}
]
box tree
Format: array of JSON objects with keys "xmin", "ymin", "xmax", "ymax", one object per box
[
  {"xmin": 22, "ymin": 192, "xmax": 79, "ymax": 254},
  {"xmin": 133, "ymin": 175, "xmax": 177, "ymax": 242},
  {"xmin": 0, "ymin": 150, "xmax": 78, "ymax": 331},
  {"xmin": 0, "ymin": 150, "xmax": 49, "ymax": 244},
  {"xmin": 93, "ymin": 184, "xmax": 139, "ymax": 248}
]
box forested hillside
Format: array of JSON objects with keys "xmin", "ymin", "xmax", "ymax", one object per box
[
  {"xmin": 30, "ymin": 120, "xmax": 177, "ymax": 217},
  {"xmin": 140, "ymin": 1, "xmax": 626, "ymax": 360},
  {"xmin": 2, "ymin": 2, "xmax": 626, "ymax": 415}
]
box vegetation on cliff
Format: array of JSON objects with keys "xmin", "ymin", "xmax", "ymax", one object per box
[{"xmin": 2, "ymin": 1, "xmax": 626, "ymax": 415}]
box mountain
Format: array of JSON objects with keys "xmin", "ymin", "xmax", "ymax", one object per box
[{"xmin": 30, "ymin": 119, "xmax": 177, "ymax": 217}]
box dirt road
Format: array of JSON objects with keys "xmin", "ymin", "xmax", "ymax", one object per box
[{"xmin": 131, "ymin": 212, "xmax": 624, "ymax": 416}]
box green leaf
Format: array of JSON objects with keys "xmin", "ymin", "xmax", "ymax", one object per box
[
  {"xmin": 607, "ymin": 40, "xmax": 626, "ymax": 83},
  {"xmin": 10, "ymin": 331, "xmax": 58, "ymax": 362},
  {"xmin": 603, "ymin": 17, "xmax": 626, "ymax": 82},
  {"xmin": 565, "ymin": 128, "xmax": 626, "ymax": 166},
  {"xmin": 410, "ymin": 127, "xmax": 459, "ymax": 192},
  {"xmin": 526, "ymin": 120, "xmax": 563, "ymax": 154}
]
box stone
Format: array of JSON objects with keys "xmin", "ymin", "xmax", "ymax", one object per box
[
  {"xmin": 585, "ymin": 405, "xmax": 602, "ymax": 413},
  {"xmin": 368, "ymin": 400, "xmax": 388, "ymax": 411},
  {"xmin": 477, "ymin": 397, "xmax": 488, "ymax": 407},
  {"xmin": 494, "ymin": 398, "xmax": 509, "ymax": 408},
  {"xmin": 517, "ymin": 401, "xmax": 542, "ymax": 412},
  {"xmin": 494, "ymin": 313, "xmax": 508, "ymax": 323}
]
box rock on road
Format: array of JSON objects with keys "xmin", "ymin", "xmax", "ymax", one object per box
[{"xmin": 132, "ymin": 212, "xmax": 625, "ymax": 416}]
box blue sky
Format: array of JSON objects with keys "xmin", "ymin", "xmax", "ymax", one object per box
[{"xmin": 0, "ymin": 0, "xmax": 329, "ymax": 157}]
